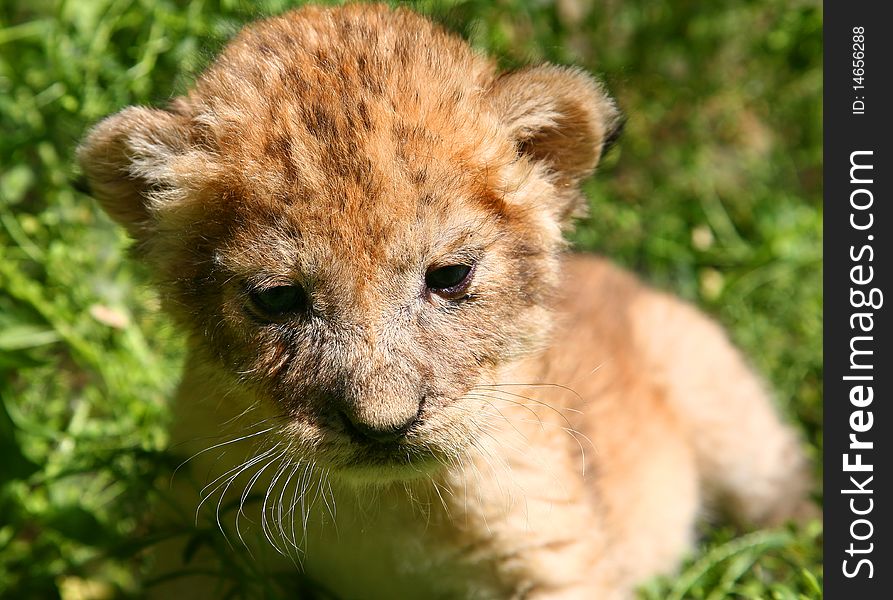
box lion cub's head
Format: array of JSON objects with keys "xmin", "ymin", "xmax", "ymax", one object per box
[{"xmin": 78, "ymin": 5, "xmax": 620, "ymax": 481}]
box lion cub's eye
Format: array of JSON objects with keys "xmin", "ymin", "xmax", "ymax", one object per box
[
  {"xmin": 248, "ymin": 284, "xmax": 307, "ymax": 318},
  {"xmin": 425, "ymin": 263, "xmax": 475, "ymax": 299}
]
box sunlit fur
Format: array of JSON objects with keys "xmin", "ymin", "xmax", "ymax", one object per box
[{"xmin": 79, "ymin": 5, "xmax": 813, "ymax": 598}]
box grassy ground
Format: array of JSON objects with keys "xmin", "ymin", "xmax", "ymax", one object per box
[{"xmin": 1, "ymin": 0, "xmax": 822, "ymax": 598}]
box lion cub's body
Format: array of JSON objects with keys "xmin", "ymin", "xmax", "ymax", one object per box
[{"xmin": 79, "ymin": 5, "xmax": 811, "ymax": 598}]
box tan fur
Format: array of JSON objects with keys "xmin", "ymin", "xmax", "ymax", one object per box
[{"xmin": 78, "ymin": 5, "xmax": 811, "ymax": 598}]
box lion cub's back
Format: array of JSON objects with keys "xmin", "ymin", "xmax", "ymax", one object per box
[{"xmin": 551, "ymin": 254, "xmax": 810, "ymax": 558}]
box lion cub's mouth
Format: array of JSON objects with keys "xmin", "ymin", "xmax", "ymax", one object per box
[
  {"xmin": 331, "ymin": 449, "xmax": 443, "ymax": 481},
  {"xmin": 325, "ymin": 419, "xmax": 443, "ymax": 478}
]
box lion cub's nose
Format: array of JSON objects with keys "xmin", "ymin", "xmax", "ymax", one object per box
[{"xmin": 340, "ymin": 405, "xmax": 421, "ymax": 444}]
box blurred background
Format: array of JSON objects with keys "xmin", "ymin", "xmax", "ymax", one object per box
[{"xmin": 0, "ymin": 0, "xmax": 821, "ymax": 598}]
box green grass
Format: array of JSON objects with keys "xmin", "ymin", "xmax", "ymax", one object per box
[{"xmin": 1, "ymin": 0, "xmax": 822, "ymax": 598}]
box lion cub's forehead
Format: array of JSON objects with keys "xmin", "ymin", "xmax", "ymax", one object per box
[
  {"xmin": 219, "ymin": 186, "xmax": 504, "ymax": 287},
  {"xmin": 188, "ymin": 5, "xmax": 509, "ymax": 209},
  {"xmin": 190, "ymin": 7, "xmax": 520, "ymax": 275}
]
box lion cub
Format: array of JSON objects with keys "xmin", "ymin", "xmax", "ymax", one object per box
[{"xmin": 78, "ymin": 4, "xmax": 812, "ymax": 599}]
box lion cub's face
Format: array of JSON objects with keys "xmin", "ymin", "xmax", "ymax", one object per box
[{"xmin": 78, "ymin": 5, "xmax": 619, "ymax": 480}]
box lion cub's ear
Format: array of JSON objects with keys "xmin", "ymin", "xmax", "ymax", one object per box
[
  {"xmin": 490, "ymin": 65, "xmax": 622, "ymax": 203},
  {"xmin": 77, "ymin": 106, "xmax": 191, "ymax": 239}
]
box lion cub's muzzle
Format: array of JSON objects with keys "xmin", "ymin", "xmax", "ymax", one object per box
[{"xmin": 331, "ymin": 370, "xmax": 425, "ymax": 445}]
